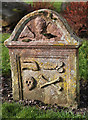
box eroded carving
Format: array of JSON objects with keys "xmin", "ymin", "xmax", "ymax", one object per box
[
  {"xmin": 22, "ymin": 60, "xmax": 65, "ymax": 73},
  {"xmin": 35, "ymin": 17, "xmax": 46, "ymax": 34},
  {"xmin": 40, "ymin": 77, "xmax": 60, "ymax": 88},
  {"xmin": 58, "ymin": 68, "xmax": 65, "ymax": 73},
  {"xmin": 22, "ymin": 60, "xmax": 65, "ymax": 74},
  {"xmin": 49, "ymin": 13, "xmax": 58, "ymax": 20},
  {"xmin": 43, "ymin": 61, "xmax": 65, "ymax": 73},
  {"xmin": 17, "ymin": 14, "xmax": 65, "ymax": 42},
  {"xmin": 35, "ymin": 16, "xmax": 57, "ymax": 39},
  {"xmin": 22, "ymin": 60, "xmax": 65, "ymax": 92},
  {"xmin": 26, "ymin": 77, "xmax": 37, "ymax": 90},
  {"xmin": 43, "ymin": 62, "xmax": 57, "ymax": 70},
  {"xmin": 40, "ymin": 75, "xmax": 63, "ymax": 94},
  {"xmin": 22, "ymin": 61, "xmax": 40, "ymax": 71},
  {"xmin": 19, "ymin": 26, "xmax": 35, "ymax": 40}
]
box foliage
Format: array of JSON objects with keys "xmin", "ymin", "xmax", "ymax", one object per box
[
  {"xmin": 53, "ymin": 2, "xmax": 62, "ymax": 13},
  {"xmin": 62, "ymin": 2, "xmax": 88, "ymax": 38},
  {"xmin": 1, "ymin": 33, "xmax": 11, "ymax": 77},
  {"xmin": 32, "ymin": 2, "xmax": 55, "ymax": 10},
  {"xmin": 2, "ymin": 102, "xmax": 87, "ymax": 119},
  {"xmin": 79, "ymin": 39, "xmax": 88, "ymax": 80},
  {"xmin": 28, "ymin": 1, "xmax": 62, "ymax": 13}
]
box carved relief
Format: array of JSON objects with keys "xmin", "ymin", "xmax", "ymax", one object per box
[
  {"xmin": 18, "ymin": 15, "xmax": 63, "ymax": 42},
  {"xmin": 19, "ymin": 26, "xmax": 35, "ymax": 40},
  {"xmin": 35, "ymin": 16, "xmax": 57, "ymax": 39},
  {"xmin": 47, "ymin": 22, "xmax": 62, "ymax": 39},
  {"xmin": 40, "ymin": 77, "xmax": 60, "ymax": 88},
  {"xmin": 43, "ymin": 62, "xmax": 57, "ymax": 70},
  {"xmin": 43, "ymin": 61, "xmax": 65, "ymax": 73},
  {"xmin": 22, "ymin": 60, "xmax": 65, "ymax": 91},
  {"xmin": 25, "ymin": 77, "xmax": 37, "ymax": 90},
  {"xmin": 22, "ymin": 61, "xmax": 40, "ymax": 71},
  {"xmin": 35, "ymin": 17, "xmax": 46, "ymax": 34},
  {"xmin": 39, "ymin": 75, "xmax": 63, "ymax": 95},
  {"xmin": 22, "ymin": 60, "xmax": 65, "ymax": 72}
]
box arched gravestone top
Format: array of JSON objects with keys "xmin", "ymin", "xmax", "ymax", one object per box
[{"xmin": 5, "ymin": 9, "xmax": 82, "ymax": 48}]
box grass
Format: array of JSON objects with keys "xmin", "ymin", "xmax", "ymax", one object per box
[
  {"xmin": 79, "ymin": 39, "xmax": 88, "ymax": 80},
  {"xmin": 1, "ymin": 33, "xmax": 11, "ymax": 77},
  {"xmin": 2, "ymin": 102, "xmax": 87, "ymax": 119}
]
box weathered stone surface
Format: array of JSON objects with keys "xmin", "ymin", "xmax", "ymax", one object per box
[{"xmin": 4, "ymin": 9, "xmax": 82, "ymax": 108}]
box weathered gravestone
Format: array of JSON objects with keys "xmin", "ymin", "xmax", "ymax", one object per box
[{"xmin": 4, "ymin": 9, "xmax": 82, "ymax": 108}]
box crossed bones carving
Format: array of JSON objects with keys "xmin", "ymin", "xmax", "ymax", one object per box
[
  {"xmin": 40, "ymin": 77, "xmax": 60, "ymax": 88},
  {"xmin": 40, "ymin": 76, "xmax": 63, "ymax": 95}
]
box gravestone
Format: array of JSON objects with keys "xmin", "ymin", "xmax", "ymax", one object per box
[{"xmin": 4, "ymin": 9, "xmax": 82, "ymax": 108}]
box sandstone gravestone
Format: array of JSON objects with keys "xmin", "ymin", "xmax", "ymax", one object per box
[{"xmin": 4, "ymin": 9, "xmax": 82, "ymax": 108}]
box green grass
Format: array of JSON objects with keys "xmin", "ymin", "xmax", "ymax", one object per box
[
  {"xmin": 79, "ymin": 39, "xmax": 88, "ymax": 80},
  {"xmin": 2, "ymin": 102, "xmax": 87, "ymax": 119},
  {"xmin": 1, "ymin": 33, "xmax": 11, "ymax": 76}
]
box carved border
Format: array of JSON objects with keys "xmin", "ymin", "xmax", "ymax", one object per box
[{"xmin": 16, "ymin": 55, "xmax": 23, "ymax": 100}]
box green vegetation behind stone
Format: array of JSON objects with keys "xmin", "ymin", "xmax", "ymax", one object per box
[
  {"xmin": 79, "ymin": 39, "xmax": 88, "ymax": 80},
  {"xmin": 2, "ymin": 33, "xmax": 11, "ymax": 77}
]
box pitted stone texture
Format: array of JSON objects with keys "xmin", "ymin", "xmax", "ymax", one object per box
[{"xmin": 4, "ymin": 9, "xmax": 82, "ymax": 108}]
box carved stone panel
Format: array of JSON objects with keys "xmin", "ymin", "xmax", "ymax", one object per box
[{"xmin": 20, "ymin": 57, "xmax": 69, "ymax": 105}]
